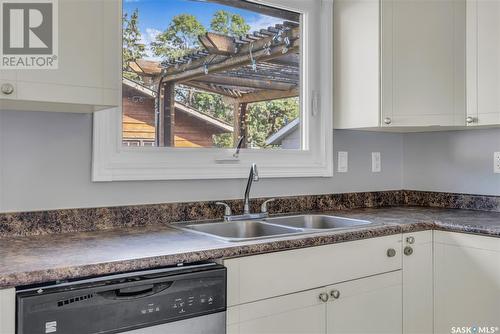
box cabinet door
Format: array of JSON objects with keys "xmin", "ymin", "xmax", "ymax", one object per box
[
  {"xmin": 467, "ymin": 0, "xmax": 500, "ymax": 125},
  {"xmin": 381, "ymin": 0, "xmax": 466, "ymax": 127},
  {"xmin": 0, "ymin": 289, "xmax": 15, "ymax": 334},
  {"xmin": 326, "ymin": 271, "xmax": 402, "ymax": 334},
  {"xmin": 228, "ymin": 287, "xmax": 326, "ymax": 334},
  {"xmin": 14, "ymin": 0, "xmax": 120, "ymax": 109},
  {"xmin": 434, "ymin": 232, "xmax": 500, "ymax": 334},
  {"xmin": 403, "ymin": 231, "xmax": 433, "ymax": 334},
  {"xmin": 224, "ymin": 234, "xmax": 402, "ymax": 306},
  {"xmin": 333, "ymin": 0, "xmax": 380, "ymax": 129}
]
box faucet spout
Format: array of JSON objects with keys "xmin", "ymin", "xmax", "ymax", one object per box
[{"xmin": 244, "ymin": 163, "xmax": 259, "ymax": 214}]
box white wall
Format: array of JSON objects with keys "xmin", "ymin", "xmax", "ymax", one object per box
[
  {"xmin": 403, "ymin": 128, "xmax": 500, "ymax": 196},
  {"xmin": 0, "ymin": 111, "xmax": 404, "ymax": 212}
]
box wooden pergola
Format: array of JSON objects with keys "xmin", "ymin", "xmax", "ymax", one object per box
[{"xmin": 159, "ymin": 21, "xmax": 300, "ymax": 147}]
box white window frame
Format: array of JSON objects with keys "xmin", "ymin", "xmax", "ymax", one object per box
[{"xmin": 92, "ymin": 0, "xmax": 333, "ymax": 181}]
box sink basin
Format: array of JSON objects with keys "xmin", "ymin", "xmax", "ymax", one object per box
[
  {"xmin": 264, "ymin": 215, "xmax": 374, "ymax": 230},
  {"xmin": 183, "ymin": 220, "xmax": 303, "ymax": 242}
]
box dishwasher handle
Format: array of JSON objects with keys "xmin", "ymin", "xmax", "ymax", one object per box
[{"xmin": 98, "ymin": 282, "xmax": 172, "ymax": 300}]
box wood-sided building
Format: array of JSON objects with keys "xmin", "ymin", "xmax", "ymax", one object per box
[{"xmin": 122, "ymin": 78, "xmax": 233, "ymax": 147}]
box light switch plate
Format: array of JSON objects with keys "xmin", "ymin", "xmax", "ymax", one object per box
[
  {"xmin": 337, "ymin": 151, "xmax": 348, "ymax": 173},
  {"xmin": 495, "ymin": 152, "xmax": 500, "ymax": 174},
  {"xmin": 372, "ymin": 152, "xmax": 381, "ymax": 172}
]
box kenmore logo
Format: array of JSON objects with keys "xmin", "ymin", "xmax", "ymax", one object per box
[{"xmin": 45, "ymin": 320, "xmax": 57, "ymax": 333}]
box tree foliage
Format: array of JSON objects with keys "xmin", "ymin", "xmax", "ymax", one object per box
[
  {"xmin": 150, "ymin": 14, "xmax": 206, "ymax": 59},
  {"xmin": 246, "ymin": 98, "xmax": 299, "ymax": 148},
  {"xmin": 122, "ymin": 9, "xmax": 145, "ymax": 80},
  {"xmin": 210, "ymin": 10, "xmax": 250, "ymax": 37}
]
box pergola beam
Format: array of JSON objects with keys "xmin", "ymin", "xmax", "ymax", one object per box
[
  {"xmin": 267, "ymin": 53, "xmax": 300, "ymax": 67},
  {"xmin": 193, "ymin": 75, "xmax": 296, "ymax": 91},
  {"xmin": 163, "ymin": 27, "xmax": 300, "ymax": 82},
  {"xmin": 227, "ymin": 88, "xmax": 299, "ymax": 104},
  {"xmin": 164, "ymin": 43, "xmax": 299, "ymax": 83},
  {"xmin": 184, "ymin": 81, "xmax": 242, "ymax": 98},
  {"xmin": 199, "ymin": 32, "xmax": 238, "ymax": 55}
]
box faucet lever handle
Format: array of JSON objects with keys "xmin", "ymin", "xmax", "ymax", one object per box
[
  {"xmin": 215, "ymin": 202, "xmax": 232, "ymax": 216},
  {"xmin": 260, "ymin": 198, "xmax": 276, "ymax": 214}
]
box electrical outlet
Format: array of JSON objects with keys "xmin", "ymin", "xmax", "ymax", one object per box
[
  {"xmin": 337, "ymin": 151, "xmax": 348, "ymax": 173},
  {"xmin": 372, "ymin": 152, "xmax": 381, "ymax": 172},
  {"xmin": 495, "ymin": 152, "xmax": 500, "ymax": 174}
]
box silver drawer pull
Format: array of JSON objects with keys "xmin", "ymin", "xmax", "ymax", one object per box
[
  {"xmin": 318, "ymin": 292, "xmax": 329, "ymax": 303},
  {"xmin": 330, "ymin": 290, "xmax": 340, "ymax": 299},
  {"xmin": 404, "ymin": 246, "xmax": 414, "ymax": 256}
]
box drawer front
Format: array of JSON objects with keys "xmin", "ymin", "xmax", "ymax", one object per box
[
  {"xmin": 227, "ymin": 287, "xmax": 326, "ymax": 334},
  {"xmin": 225, "ymin": 234, "xmax": 402, "ymax": 306}
]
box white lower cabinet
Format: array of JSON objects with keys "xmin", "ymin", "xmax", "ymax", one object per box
[
  {"xmin": 0, "ymin": 288, "xmax": 15, "ymax": 334},
  {"xmin": 326, "ymin": 271, "xmax": 402, "ymax": 334},
  {"xmin": 225, "ymin": 235, "xmax": 404, "ymax": 334},
  {"xmin": 402, "ymin": 231, "xmax": 434, "ymax": 334},
  {"xmin": 228, "ymin": 271, "xmax": 402, "ymax": 334},
  {"xmin": 227, "ymin": 287, "xmax": 326, "ymax": 334},
  {"xmin": 224, "ymin": 235, "xmax": 402, "ymax": 306},
  {"xmin": 434, "ymin": 232, "xmax": 500, "ymax": 334}
]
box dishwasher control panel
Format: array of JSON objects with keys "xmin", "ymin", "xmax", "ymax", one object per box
[{"xmin": 17, "ymin": 264, "xmax": 226, "ymax": 334}]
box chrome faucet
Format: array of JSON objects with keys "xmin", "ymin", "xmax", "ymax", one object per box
[
  {"xmin": 244, "ymin": 163, "xmax": 259, "ymax": 214},
  {"xmin": 216, "ymin": 163, "xmax": 275, "ymax": 222}
]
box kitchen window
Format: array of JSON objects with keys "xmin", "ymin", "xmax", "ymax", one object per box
[{"xmin": 92, "ymin": 0, "xmax": 333, "ymax": 181}]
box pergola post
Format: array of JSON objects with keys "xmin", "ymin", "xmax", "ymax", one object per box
[
  {"xmin": 232, "ymin": 102, "xmax": 241, "ymax": 146},
  {"xmin": 239, "ymin": 103, "xmax": 248, "ymax": 148},
  {"xmin": 232, "ymin": 102, "xmax": 249, "ymax": 148},
  {"xmin": 162, "ymin": 82, "xmax": 175, "ymax": 147}
]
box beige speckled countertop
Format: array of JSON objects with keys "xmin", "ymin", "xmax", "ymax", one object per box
[{"xmin": 1, "ymin": 206, "xmax": 499, "ymax": 289}]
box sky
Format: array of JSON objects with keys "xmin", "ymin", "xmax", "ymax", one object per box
[{"xmin": 123, "ymin": 0, "xmax": 282, "ymax": 60}]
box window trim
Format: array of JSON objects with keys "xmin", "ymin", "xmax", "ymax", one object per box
[{"xmin": 92, "ymin": 0, "xmax": 333, "ymax": 182}]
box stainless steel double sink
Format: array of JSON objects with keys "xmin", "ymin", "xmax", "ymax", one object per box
[{"xmin": 179, "ymin": 215, "xmax": 376, "ymax": 242}]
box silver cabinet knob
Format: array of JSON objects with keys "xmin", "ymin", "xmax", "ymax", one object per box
[
  {"xmin": 383, "ymin": 117, "xmax": 392, "ymax": 125},
  {"xmin": 404, "ymin": 246, "xmax": 414, "ymax": 256},
  {"xmin": 330, "ymin": 290, "xmax": 340, "ymax": 299},
  {"xmin": 466, "ymin": 116, "xmax": 474, "ymax": 124},
  {"xmin": 406, "ymin": 236, "xmax": 415, "ymax": 244},
  {"xmin": 1, "ymin": 83, "xmax": 14, "ymax": 95},
  {"xmin": 319, "ymin": 292, "xmax": 329, "ymax": 303},
  {"xmin": 387, "ymin": 248, "xmax": 396, "ymax": 257}
]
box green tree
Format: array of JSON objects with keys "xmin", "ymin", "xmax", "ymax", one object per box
[
  {"xmin": 246, "ymin": 98, "xmax": 300, "ymax": 148},
  {"xmin": 122, "ymin": 9, "xmax": 146, "ymax": 80},
  {"xmin": 210, "ymin": 10, "xmax": 251, "ymax": 37},
  {"xmin": 151, "ymin": 14, "xmax": 206, "ymax": 59}
]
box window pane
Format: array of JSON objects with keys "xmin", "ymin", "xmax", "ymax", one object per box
[{"xmin": 122, "ymin": 0, "xmax": 301, "ymax": 150}]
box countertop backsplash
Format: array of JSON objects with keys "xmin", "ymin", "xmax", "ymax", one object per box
[{"xmin": 0, "ymin": 190, "xmax": 498, "ymax": 238}]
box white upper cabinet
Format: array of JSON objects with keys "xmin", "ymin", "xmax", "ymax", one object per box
[
  {"xmin": 0, "ymin": 0, "xmax": 120, "ymax": 113},
  {"xmin": 334, "ymin": 0, "xmax": 466, "ymax": 130},
  {"xmin": 333, "ymin": 0, "xmax": 380, "ymax": 129},
  {"xmin": 466, "ymin": 0, "xmax": 500, "ymax": 126}
]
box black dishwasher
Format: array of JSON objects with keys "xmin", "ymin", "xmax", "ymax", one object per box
[{"xmin": 16, "ymin": 263, "xmax": 226, "ymax": 334}]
